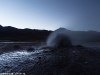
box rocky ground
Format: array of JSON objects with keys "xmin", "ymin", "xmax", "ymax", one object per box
[{"xmin": 0, "ymin": 43, "xmax": 100, "ymax": 75}]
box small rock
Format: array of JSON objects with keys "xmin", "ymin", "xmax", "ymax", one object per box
[
  {"xmin": 27, "ymin": 47, "xmax": 35, "ymax": 51},
  {"xmin": 13, "ymin": 45, "xmax": 22, "ymax": 50},
  {"xmin": 76, "ymin": 45, "xmax": 83, "ymax": 48}
]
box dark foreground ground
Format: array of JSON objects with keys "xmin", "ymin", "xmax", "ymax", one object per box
[{"xmin": 0, "ymin": 42, "xmax": 100, "ymax": 75}]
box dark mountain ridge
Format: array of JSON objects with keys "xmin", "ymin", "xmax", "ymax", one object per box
[
  {"xmin": 0, "ymin": 25, "xmax": 52, "ymax": 41},
  {"xmin": 0, "ymin": 25, "xmax": 100, "ymax": 43}
]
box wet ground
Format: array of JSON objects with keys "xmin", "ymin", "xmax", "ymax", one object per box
[
  {"xmin": 0, "ymin": 42, "xmax": 45, "ymax": 54},
  {"xmin": 0, "ymin": 42, "xmax": 100, "ymax": 75}
]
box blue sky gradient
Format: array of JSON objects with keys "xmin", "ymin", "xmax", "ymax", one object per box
[{"xmin": 0, "ymin": 0, "xmax": 100, "ymax": 31}]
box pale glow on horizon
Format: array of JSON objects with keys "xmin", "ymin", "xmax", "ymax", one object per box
[
  {"xmin": 0, "ymin": 0, "xmax": 65, "ymax": 30},
  {"xmin": 0, "ymin": 0, "xmax": 100, "ymax": 31}
]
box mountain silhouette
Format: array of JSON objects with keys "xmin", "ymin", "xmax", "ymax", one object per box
[
  {"xmin": 0, "ymin": 25, "xmax": 100, "ymax": 44},
  {"xmin": 0, "ymin": 25, "xmax": 51, "ymax": 41}
]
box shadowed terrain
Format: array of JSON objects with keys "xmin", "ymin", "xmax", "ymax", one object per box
[
  {"xmin": 0, "ymin": 27, "xmax": 100, "ymax": 75},
  {"xmin": 0, "ymin": 45, "xmax": 100, "ymax": 75}
]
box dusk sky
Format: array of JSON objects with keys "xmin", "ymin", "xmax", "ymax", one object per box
[{"xmin": 0, "ymin": 0, "xmax": 100, "ymax": 31}]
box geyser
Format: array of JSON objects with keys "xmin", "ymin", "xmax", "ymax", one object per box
[{"xmin": 46, "ymin": 28, "xmax": 72, "ymax": 48}]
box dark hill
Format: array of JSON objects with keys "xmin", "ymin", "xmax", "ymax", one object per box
[
  {"xmin": 0, "ymin": 25, "xmax": 52, "ymax": 41},
  {"xmin": 0, "ymin": 25, "xmax": 100, "ymax": 43}
]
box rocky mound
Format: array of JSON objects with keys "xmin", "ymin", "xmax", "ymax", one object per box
[
  {"xmin": 51, "ymin": 33, "xmax": 72, "ymax": 48},
  {"xmin": 47, "ymin": 28, "xmax": 72, "ymax": 48}
]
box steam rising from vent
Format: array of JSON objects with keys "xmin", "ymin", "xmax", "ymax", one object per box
[{"xmin": 46, "ymin": 28, "xmax": 72, "ymax": 48}]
